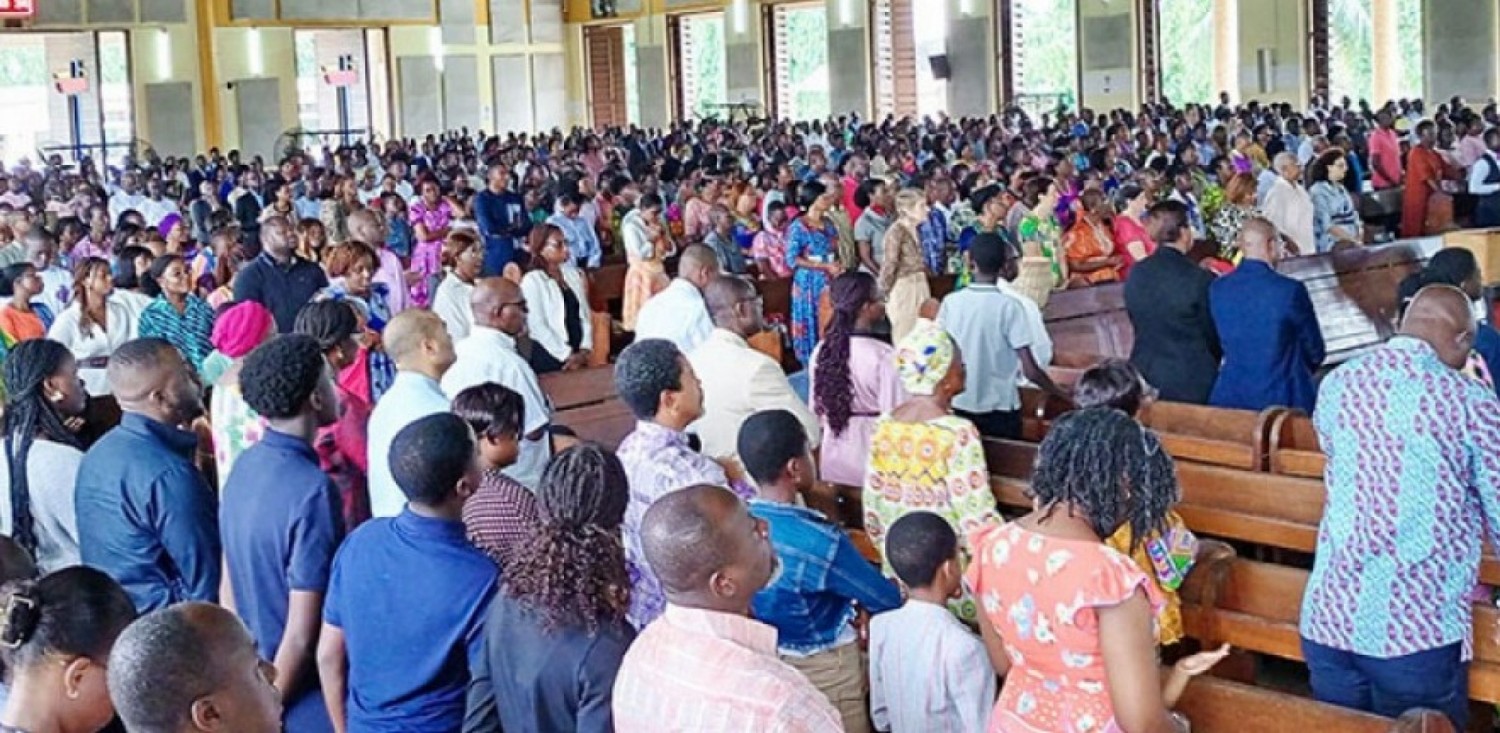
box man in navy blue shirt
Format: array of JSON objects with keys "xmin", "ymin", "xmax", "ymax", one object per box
[
  {"xmin": 317, "ymin": 413, "xmax": 499, "ymax": 732},
  {"xmin": 233, "ymin": 215, "xmax": 330, "ymax": 332},
  {"xmin": 740, "ymin": 409, "xmax": 902, "ymax": 732},
  {"xmin": 221, "ymin": 334, "xmax": 342, "ymax": 732},
  {"xmin": 473, "ymin": 164, "xmax": 529, "ymax": 276},
  {"xmin": 76, "ymin": 337, "xmax": 219, "ymax": 613}
]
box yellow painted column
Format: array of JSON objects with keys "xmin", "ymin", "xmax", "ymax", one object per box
[
  {"xmin": 1371, "ymin": 0, "xmax": 1399, "ymax": 103},
  {"xmin": 1212, "ymin": 0, "xmax": 1238, "ymax": 101},
  {"xmin": 195, "ymin": 0, "xmax": 223, "ymax": 149}
]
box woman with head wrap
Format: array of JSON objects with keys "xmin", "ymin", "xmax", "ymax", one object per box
[
  {"xmin": 157, "ymin": 213, "xmax": 191, "ymax": 257},
  {"xmin": 809, "ymin": 272, "xmax": 907, "ymax": 486},
  {"xmin": 205, "ymin": 300, "xmax": 277, "ymax": 483},
  {"xmin": 861, "ymin": 318, "xmax": 1002, "ymax": 622}
]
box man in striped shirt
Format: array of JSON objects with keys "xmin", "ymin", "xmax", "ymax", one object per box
[{"xmin": 612, "ymin": 485, "xmax": 842, "ymax": 733}]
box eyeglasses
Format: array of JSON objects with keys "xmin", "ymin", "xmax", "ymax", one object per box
[{"xmin": 500, "ymin": 300, "xmax": 529, "ymax": 313}]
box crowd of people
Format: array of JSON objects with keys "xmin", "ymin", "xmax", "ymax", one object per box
[{"xmin": 0, "ymin": 89, "xmax": 1490, "ymax": 732}]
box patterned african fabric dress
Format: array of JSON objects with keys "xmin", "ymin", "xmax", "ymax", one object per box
[
  {"xmin": 1015, "ymin": 213, "xmax": 1067, "ymax": 308},
  {"xmin": 786, "ymin": 215, "xmax": 840, "ymax": 366},
  {"xmin": 863, "ymin": 413, "xmax": 1002, "ymax": 622},
  {"xmin": 408, "ymin": 198, "xmax": 454, "ymax": 307},
  {"xmin": 968, "ymin": 522, "xmax": 1166, "ymax": 733}
]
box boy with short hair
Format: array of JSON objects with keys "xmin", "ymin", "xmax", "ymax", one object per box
[
  {"xmin": 739, "ymin": 409, "xmax": 902, "ymax": 733},
  {"xmin": 869, "ymin": 511, "xmax": 997, "ymax": 733},
  {"xmin": 317, "ymin": 413, "xmax": 499, "ymax": 731}
]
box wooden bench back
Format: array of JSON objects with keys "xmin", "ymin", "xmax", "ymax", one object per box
[
  {"xmin": 1139, "ymin": 402, "xmax": 1275, "ymax": 471},
  {"xmin": 1268, "ymin": 409, "xmax": 1325, "ymax": 478},
  {"xmin": 555, "ymin": 399, "xmax": 636, "ymax": 449},
  {"xmin": 1175, "ymin": 675, "xmax": 1430, "ymax": 733},
  {"xmin": 1181, "ymin": 558, "xmax": 1500, "ymax": 706},
  {"xmin": 540, "ymin": 366, "xmax": 619, "ymax": 411}
]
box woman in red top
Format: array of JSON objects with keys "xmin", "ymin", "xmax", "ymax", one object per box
[
  {"xmin": 294, "ymin": 300, "xmax": 373, "ymax": 532},
  {"xmin": 1110, "ymin": 183, "xmax": 1156, "ymax": 280},
  {"xmin": 1402, "ymin": 121, "xmax": 1455, "ymax": 238}
]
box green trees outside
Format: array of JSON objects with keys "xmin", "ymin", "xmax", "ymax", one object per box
[
  {"xmin": 781, "ymin": 6, "xmax": 830, "ymax": 120},
  {"xmin": 687, "ymin": 14, "xmax": 727, "ymax": 118},
  {"xmin": 1328, "ymin": 0, "xmax": 1423, "ymax": 104},
  {"xmin": 1159, "ymin": 0, "xmax": 1215, "ymax": 104},
  {"xmin": 1013, "ymin": 0, "xmax": 1078, "ymax": 110}
]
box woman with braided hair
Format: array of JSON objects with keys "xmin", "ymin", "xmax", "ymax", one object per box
[
  {"xmin": 464, "ymin": 443, "xmax": 635, "ymax": 733},
  {"xmin": 0, "ymin": 339, "xmax": 87, "ymax": 573},
  {"xmin": 809, "ymin": 271, "xmax": 907, "ymax": 486},
  {"xmin": 0, "ymin": 566, "xmax": 135, "ymax": 732},
  {"xmin": 967, "ymin": 408, "xmax": 1230, "ymax": 733}
]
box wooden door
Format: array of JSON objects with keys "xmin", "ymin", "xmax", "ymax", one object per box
[{"xmin": 584, "ymin": 25, "xmax": 628, "ymax": 129}]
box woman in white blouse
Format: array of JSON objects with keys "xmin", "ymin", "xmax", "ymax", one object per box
[
  {"xmin": 47, "ymin": 257, "xmax": 137, "ymax": 396},
  {"xmin": 430, "ymin": 230, "xmax": 486, "ymax": 342},
  {"xmin": 520, "ymin": 224, "xmax": 592, "ymax": 374}
]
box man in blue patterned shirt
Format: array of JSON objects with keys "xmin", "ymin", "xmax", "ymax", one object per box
[{"xmin": 1301, "ymin": 284, "xmax": 1500, "ymax": 729}]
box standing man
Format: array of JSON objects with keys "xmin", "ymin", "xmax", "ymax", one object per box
[
  {"xmin": 633, "ymin": 244, "xmax": 718, "ymax": 355},
  {"xmin": 473, "ymin": 163, "xmax": 529, "ymax": 276},
  {"xmin": 76, "ymin": 338, "xmax": 218, "ymax": 612},
  {"xmin": 1124, "ymin": 201, "xmax": 1221, "ymax": 404},
  {"xmin": 1208, "ymin": 218, "xmax": 1325, "ymax": 412},
  {"xmin": 367, "ymin": 310, "xmax": 457, "ymax": 517},
  {"xmin": 233, "ymin": 215, "xmax": 329, "ymax": 333},
  {"xmin": 1301, "ymin": 285, "xmax": 1500, "ymax": 730},
  {"xmin": 1467, "ymin": 128, "xmax": 1500, "ymax": 229},
  {"xmin": 1368, "ymin": 111, "xmax": 1404, "ymax": 191}
]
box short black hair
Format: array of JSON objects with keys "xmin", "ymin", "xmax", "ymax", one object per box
[
  {"xmin": 614, "ymin": 339, "xmax": 685, "ymax": 420},
  {"xmin": 884, "ymin": 512, "xmax": 958, "ymax": 589},
  {"xmin": 0, "ymin": 263, "xmax": 30, "ymax": 298},
  {"xmin": 108, "ymin": 603, "xmax": 234, "ymax": 733},
  {"xmin": 239, "ymin": 334, "xmax": 326, "ymax": 419},
  {"xmin": 969, "ymin": 231, "xmax": 1014, "ymax": 276},
  {"xmin": 389, "ymin": 413, "xmax": 475, "ymax": 505},
  {"xmin": 451, "ymin": 382, "xmax": 525, "ymax": 440},
  {"xmin": 293, "ymin": 300, "xmax": 360, "ymax": 352},
  {"xmin": 737, "ymin": 409, "xmax": 809, "ymax": 486}
]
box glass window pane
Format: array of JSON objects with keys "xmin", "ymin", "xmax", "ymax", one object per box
[
  {"xmin": 1012, "ymin": 0, "xmax": 1077, "ymax": 113},
  {"xmin": 1159, "ymin": 0, "xmax": 1216, "ymax": 105}
]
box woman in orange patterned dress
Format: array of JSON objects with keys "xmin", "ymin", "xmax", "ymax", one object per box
[
  {"xmin": 862, "ymin": 319, "xmax": 1003, "ymax": 623},
  {"xmin": 1063, "ymin": 189, "xmax": 1122, "ymax": 286}
]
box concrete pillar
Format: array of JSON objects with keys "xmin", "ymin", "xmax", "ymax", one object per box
[
  {"xmin": 945, "ymin": 0, "xmax": 995, "ymax": 117},
  {"xmin": 1236, "ymin": 0, "xmax": 1305, "ymax": 106},
  {"xmin": 1077, "ymin": 0, "xmax": 1137, "ymax": 111},
  {"xmin": 1423, "ymin": 0, "xmax": 1498, "ymax": 104},
  {"xmin": 724, "ymin": 0, "xmax": 765, "ymax": 111},
  {"xmin": 1212, "ymin": 0, "xmax": 1239, "ymax": 101},
  {"xmin": 1370, "ymin": 0, "xmax": 1398, "ymax": 105},
  {"xmin": 633, "ymin": 15, "xmax": 672, "ymax": 129},
  {"xmin": 825, "ymin": 0, "xmax": 871, "ymax": 118}
]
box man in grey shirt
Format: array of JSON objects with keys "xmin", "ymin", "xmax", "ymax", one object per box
[{"xmin": 853, "ymin": 177, "xmax": 893, "ymax": 274}]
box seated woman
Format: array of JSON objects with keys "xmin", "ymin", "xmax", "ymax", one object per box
[
  {"xmin": 863, "ymin": 319, "xmax": 1002, "ymax": 623},
  {"xmin": 0, "ymin": 263, "xmax": 53, "ymax": 347},
  {"xmin": 137, "ymin": 255, "xmax": 215, "ymax": 375},
  {"xmin": 810, "ymin": 271, "xmax": 907, "ymax": 487},
  {"xmin": 463, "ymin": 444, "xmax": 633, "ymax": 732},
  {"xmin": 968, "ymin": 407, "xmax": 1229, "ymax": 733},
  {"xmin": 521, "ymin": 224, "xmax": 593, "ymax": 375},
  {"xmin": 431, "ymin": 231, "xmax": 487, "ymax": 342},
  {"xmin": 1063, "ymin": 189, "xmax": 1122, "ymax": 285},
  {"xmin": 0, "ymin": 566, "xmax": 137, "ymax": 732},
  {"xmin": 48, "ymin": 258, "xmax": 134, "ymax": 397},
  {"xmin": 1110, "ymin": 183, "xmax": 1156, "ymax": 281}
]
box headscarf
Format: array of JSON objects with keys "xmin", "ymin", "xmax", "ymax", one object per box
[
  {"xmin": 210, "ymin": 301, "xmax": 275, "ymax": 359},
  {"xmin": 894, "ymin": 318, "xmax": 955, "ymax": 396},
  {"xmin": 157, "ymin": 213, "xmax": 184, "ymax": 241}
]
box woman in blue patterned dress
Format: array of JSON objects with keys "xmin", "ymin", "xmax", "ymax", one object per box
[{"xmin": 784, "ymin": 180, "xmax": 844, "ymax": 365}]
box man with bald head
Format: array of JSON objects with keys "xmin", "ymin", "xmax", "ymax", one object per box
[
  {"xmin": 108, "ymin": 602, "xmax": 283, "ymax": 733},
  {"xmin": 232, "ymin": 213, "xmax": 329, "ymax": 332},
  {"xmin": 367, "ymin": 309, "xmax": 457, "ymax": 516},
  {"xmin": 440, "ymin": 276, "xmax": 552, "ymax": 489},
  {"xmin": 687, "ymin": 275, "xmax": 819, "ymax": 459},
  {"xmin": 347, "ymin": 206, "xmax": 411, "ymax": 314},
  {"xmin": 612, "ymin": 485, "xmax": 842, "ymax": 732},
  {"xmin": 633, "ymin": 244, "xmax": 719, "ymax": 354},
  {"xmin": 1300, "ymin": 283, "xmax": 1500, "ymax": 729},
  {"xmin": 1207, "ymin": 216, "xmax": 1324, "ymax": 412},
  {"xmin": 76, "ymin": 338, "xmax": 218, "ymax": 612}
]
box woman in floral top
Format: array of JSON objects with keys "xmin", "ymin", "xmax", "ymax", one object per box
[
  {"xmin": 863, "ymin": 319, "xmax": 1002, "ymax": 623},
  {"xmin": 1014, "ymin": 177, "xmax": 1068, "ymax": 308},
  {"xmin": 409, "ymin": 176, "xmax": 455, "ymax": 307},
  {"xmin": 968, "ymin": 408, "xmax": 1229, "ymax": 733}
]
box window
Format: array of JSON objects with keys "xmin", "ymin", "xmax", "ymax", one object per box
[
  {"xmin": 872, "ymin": 0, "xmax": 917, "ymax": 118},
  {"xmin": 1158, "ymin": 0, "xmax": 1215, "ymax": 105},
  {"xmin": 769, "ymin": 2, "xmax": 829, "ymax": 121},
  {"xmin": 97, "ymin": 31, "xmax": 133, "ymax": 164},
  {"xmin": 674, "ymin": 13, "xmax": 727, "ymax": 120},
  {"xmin": 1328, "ymin": 0, "xmax": 1422, "ymax": 104},
  {"xmin": 0, "ymin": 32, "xmax": 133, "ymax": 166},
  {"xmin": 1010, "ymin": 0, "xmax": 1077, "ymax": 113}
]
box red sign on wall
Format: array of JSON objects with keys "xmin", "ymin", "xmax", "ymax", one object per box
[{"xmin": 0, "ymin": 0, "xmax": 36, "ymax": 20}]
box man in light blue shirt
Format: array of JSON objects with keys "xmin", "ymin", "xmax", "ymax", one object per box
[
  {"xmin": 366, "ymin": 310, "xmax": 456, "ymax": 517},
  {"xmin": 546, "ymin": 192, "xmax": 602, "ymax": 269}
]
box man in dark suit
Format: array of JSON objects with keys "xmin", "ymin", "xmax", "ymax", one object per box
[
  {"xmin": 1208, "ymin": 217, "xmax": 1325, "ymax": 412},
  {"xmin": 1124, "ymin": 200, "xmax": 1221, "ymax": 404}
]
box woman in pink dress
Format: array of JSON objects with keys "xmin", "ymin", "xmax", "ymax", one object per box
[
  {"xmin": 809, "ymin": 271, "xmax": 907, "ymax": 487},
  {"xmin": 408, "ymin": 176, "xmax": 454, "ymax": 307},
  {"xmin": 968, "ymin": 408, "xmax": 1229, "ymax": 733}
]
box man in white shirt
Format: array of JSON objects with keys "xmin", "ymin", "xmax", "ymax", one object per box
[
  {"xmin": 937, "ymin": 232, "xmax": 1068, "ymax": 439},
  {"xmin": 688, "ymin": 276, "xmax": 820, "ymax": 460},
  {"xmin": 137, "ymin": 179, "xmax": 179, "ymax": 228},
  {"xmin": 634, "ymin": 244, "xmax": 717, "ymax": 354},
  {"xmin": 1262, "ymin": 152, "xmax": 1316, "ymax": 255},
  {"xmin": 440, "ymin": 277, "xmax": 552, "ymax": 489},
  {"xmin": 109, "ymin": 172, "xmax": 148, "ymax": 226},
  {"xmin": 366, "ymin": 309, "xmax": 457, "ymax": 517},
  {"xmin": 1469, "ymin": 128, "xmax": 1500, "ymax": 228}
]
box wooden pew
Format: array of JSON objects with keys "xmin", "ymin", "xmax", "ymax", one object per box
[
  {"xmin": 982, "ymin": 438, "xmax": 1500, "ymax": 586},
  {"xmin": 556, "ymin": 398, "xmax": 636, "ymax": 449},
  {"xmin": 1180, "ymin": 558, "xmax": 1500, "ymax": 707},
  {"xmin": 1175, "ymin": 675, "xmax": 1441, "ymax": 733},
  {"xmin": 539, "ymin": 366, "xmax": 618, "ymax": 411},
  {"xmin": 1268, "ymin": 410, "xmax": 1325, "ymax": 479}
]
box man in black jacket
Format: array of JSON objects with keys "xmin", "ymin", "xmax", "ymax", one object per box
[{"xmin": 1124, "ymin": 200, "xmax": 1221, "ymax": 404}]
